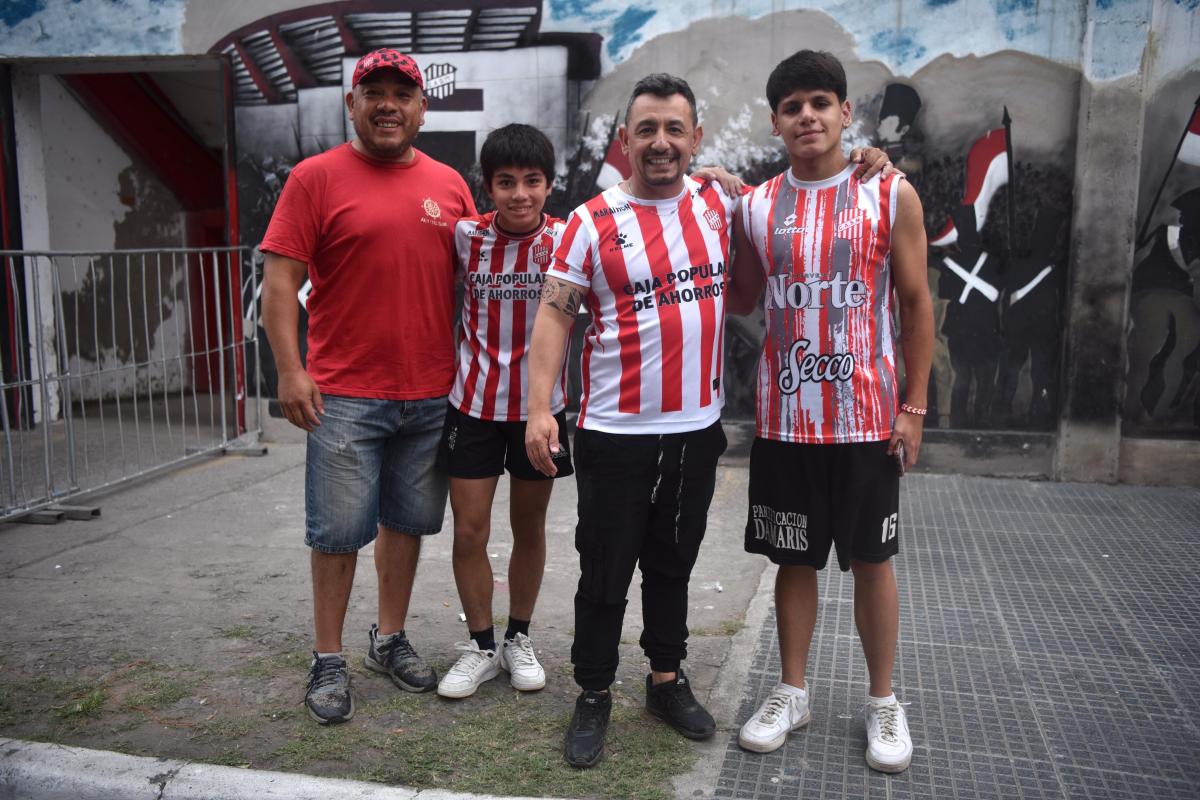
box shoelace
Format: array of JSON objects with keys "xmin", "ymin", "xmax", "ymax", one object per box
[
  {"xmin": 380, "ymin": 634, "xmax": 418, "ymax": 664},
  {"xmin": 872, "ymin": 703, "xmax": 901, "ymax": 743},
  {"xmin": 756, "ymin": 691, "xmax": 792, "ymax": 725},
  {"xmin": 308, "ymin": 656, "xmax": 346, "ymax": 692},
  {"xmin": 448, "ymin": 643, "xmax": 491, "ymax": 675},
  {"xmin": 508, "ymin": 636, "xmax": 537, "ymax": 669}
]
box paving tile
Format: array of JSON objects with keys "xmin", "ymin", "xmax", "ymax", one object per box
[
  {"xmin": 1058, "ymin": 766, "xmax": 1199, "ymax": 800},
  {"xmin": 1016, "ymin": 652, "xmax": 1181, "ymax": 717},
  {"xmin": 1029, "ymin": 694, "xmax": 1200, "ymax": 783},
  {"xmin": 716, "ymin": 473, "xmax": 1200, "ymax": 800},
  {"xmin": 986, "ymin": 579, "xmax": 1144, "ymax": 662}
]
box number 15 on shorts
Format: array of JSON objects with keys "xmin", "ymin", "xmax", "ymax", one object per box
[{"xmin": 880, "ymin": 512, "xmax": 898, "ymax": 544}]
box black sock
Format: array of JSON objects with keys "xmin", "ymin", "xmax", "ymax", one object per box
[
  {"xmin": 504, "ymin": 617, "xmax": 530, "ymax": 641},
  {"xmin": 470, "ymin": 626, "xmax": 496, "ymax": 652}
]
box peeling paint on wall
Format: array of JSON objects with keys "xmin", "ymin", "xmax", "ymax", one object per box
[{"xmin": 62, "ymin": 165, "xmax": 188, "ymax": 399}]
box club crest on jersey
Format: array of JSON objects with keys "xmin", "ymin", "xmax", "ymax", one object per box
[
  {"xmin": 835, "ymin": 208, "xmax": 867, "ymax": 236},
  {"xmin": 532, "ymin": 244, "xmax": 551, "ymax": 265},
  {"xmin": 703, "ymin": 208, "xmax": 724, "ymax": 231}
]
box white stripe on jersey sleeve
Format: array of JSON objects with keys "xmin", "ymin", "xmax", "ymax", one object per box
[{"xmin": 550, "ymin": 209, "xmax": 597, "ymax": 290}]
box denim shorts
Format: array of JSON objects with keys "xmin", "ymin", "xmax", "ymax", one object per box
[{"xmin": 305, "ymin": 394, "xmax": 449, "ymax": 553}]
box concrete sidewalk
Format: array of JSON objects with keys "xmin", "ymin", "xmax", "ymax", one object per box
[
  {"xmin": 2, "ymin": 418, "xmax": 1198, "ymax": 799},
  {"xmin": 0, "ymin": 736, "xmax": 553, "ymax": 800},
  {"xmin": 0, "ymin": 418, "xmax": 765, "ymax": 798}
]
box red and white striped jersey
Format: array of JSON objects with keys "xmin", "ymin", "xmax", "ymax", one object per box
[
  {"xmin": 551, "ymin": 177, "xmax": 734, "ymax": 433},
  {"xmin": 741, "ymin": 165, "xmax": 901, "ymax": 444},
  {"xmin": 450, "ymin": 212, "xmax": 567, "ymax": 421}
]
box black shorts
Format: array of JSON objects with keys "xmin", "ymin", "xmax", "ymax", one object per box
[
  {"xmin": 438, "ymin": 405, "xmax": 573, "ymax": 481},
  {"xmin": 744, "ymin": 438, "xmax": 899, "ymax": 571}
]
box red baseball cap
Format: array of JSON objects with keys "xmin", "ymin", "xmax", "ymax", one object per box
[{"xmin": 352, "ymin": 48, "xmax": 423, "ymax": 89}]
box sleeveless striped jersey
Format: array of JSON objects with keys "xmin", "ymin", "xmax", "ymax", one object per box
[
  {"xmin": 450, "ymin": 212, "xmax": 567, "ymax": 421},
  {"xmin": 741, "ymin": 165, "xmax": 901, "ymax": 443},
  {"xmin": 551, "ymin": 178, "xmax": 734, "ymax": 433}
]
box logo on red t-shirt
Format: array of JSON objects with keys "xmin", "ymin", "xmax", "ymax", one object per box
[{"xmin": 423, "ymin": 197, "xmax": 442, "ymax": 218}]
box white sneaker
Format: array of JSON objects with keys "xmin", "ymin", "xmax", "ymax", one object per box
[
  {"xmin": 738, "ymin": 684, "xmax": 811, "ymax": 753},
  {"xmin": 436, "ymin": 641, "xmax": 499, "ymax": 699},
  {"xmin": 499, "ymin": 632, "xmax": 546, "ymax": 691},
  {"xmin": 864, "ymin": 697, "xmax": 913, "ymax": 773}
]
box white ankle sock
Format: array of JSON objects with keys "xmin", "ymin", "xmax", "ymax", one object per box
[
  {"xmin": 868, "ymin": 693, "xmax": 897, "ymax": 707},
  {"xmin": 779, "ymin": 682, "xmax": 807, "ymax": 697}
]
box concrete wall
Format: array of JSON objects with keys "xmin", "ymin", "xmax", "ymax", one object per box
[
  {"xmin": 1, "ymin": 0, "xmax": 1197, "ymax": 484},
  {"xmin": 10, "ymin": 69, "xmax": 190, "ymax": 405}
]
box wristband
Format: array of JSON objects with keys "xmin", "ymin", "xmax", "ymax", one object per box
[{"xmin": 899, "ymin": 403, "xmax": 927, "ymax": 417}]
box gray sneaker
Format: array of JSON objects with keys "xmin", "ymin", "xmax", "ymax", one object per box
[
  {"xmin": 364, "ymin": 624, "xmax": 437, "ymax": 693},
  {"xmin": 305, "ymin": 652, "xmax": 354, "ymax": 724}
]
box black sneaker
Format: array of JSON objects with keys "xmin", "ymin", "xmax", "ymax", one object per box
[
  {"xmin": 364, "ymin": 624, "xmax": 437, "ymax": 692},
  {"xmin": 305, "ymin": 652, "xmax": 354, "ymax": 724},
  {"xmin": 564, "ymin": 690, "xmax": 612, "ymax": 768},
  {"xmin": 645, "ymin": 670, "xmax": 715, "ymax": 740}
]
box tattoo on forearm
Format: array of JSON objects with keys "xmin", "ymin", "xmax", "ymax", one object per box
[{"xmin": 540, "ymin": 280, "xmax": 584, "ymax": 315}]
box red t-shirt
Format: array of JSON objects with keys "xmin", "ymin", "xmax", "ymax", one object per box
[{"xmin": 261, "ymin": 143, "xmax": 476, "ymax": 399}]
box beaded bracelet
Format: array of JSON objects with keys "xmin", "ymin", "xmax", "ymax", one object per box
[{"xmin": 899, "ymin": 403, "xmax": 927, "ymax": 416}]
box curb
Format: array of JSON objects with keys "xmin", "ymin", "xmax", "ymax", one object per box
[
  {"xmin": 0, "ymin": 737, "xmax": 555, "ymax": 800},
  {"xmin": 672, "ymin": 559, "xmax": 774, "ymax": 798}
]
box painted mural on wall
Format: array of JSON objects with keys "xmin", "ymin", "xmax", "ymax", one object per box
[
  {"xmin": 24, "ymin": 0, "xmax": 1200, "ymax": 435},
  {"xmin": 1125, "ymin": 71, "xmax": 1200, "ymax": 437},
  {"xmin": 217, "ymin": 3, "xmax": 1082, "ymax": 430}
]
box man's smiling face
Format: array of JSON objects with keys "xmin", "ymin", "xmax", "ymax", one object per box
[
  {"xmin": 621, "ymin": 92, "xmax": 703, "ymax": 198},
  {"xmin": 346, "ymin": 71, "xmax": 426, "ymax": 162}
]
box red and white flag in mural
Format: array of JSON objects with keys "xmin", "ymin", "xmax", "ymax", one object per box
[
  {"xmin": 1179, "ymin": 105, "xmax": 1200, "ymax": 167},
  {"xmin": 930, "ymin": 128, "xmax": 1008, "ymax": 247},
  {"xmin": 594, "ymin": 135, "xmax": 631, "ymax": 190}
]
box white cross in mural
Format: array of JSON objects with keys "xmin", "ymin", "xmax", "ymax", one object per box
[{"xmin": 942, "ymin": 253, "xmax": 998, "ymax": 304}]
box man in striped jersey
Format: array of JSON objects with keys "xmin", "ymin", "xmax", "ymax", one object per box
[
  {"xmin": 526, "ymin": 73, "xmax": 733, "ymax": 767},
  {"xmin": 726, "ymin": 50, "xmax": 933, "ymax": 773},
  {"xmin": 434, "ymin": 124, "xmax": 573, "ymax": 700}
]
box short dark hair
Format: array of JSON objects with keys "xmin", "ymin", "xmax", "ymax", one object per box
[
  {"xmin": 766, "ymin": 50, "xmax": 847, "ymax": 110},
  {"xmin": 624, "ymin": 73, "xmax": 698, "ymax": 127},
  {"xmin": 479, "ymin": 124, "xmax": 556, "ymax": 186}
]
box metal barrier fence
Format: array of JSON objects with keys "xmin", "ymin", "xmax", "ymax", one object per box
[{"xmin": 1, "ymin": 247, "xmax": 261, "ymax": 522}]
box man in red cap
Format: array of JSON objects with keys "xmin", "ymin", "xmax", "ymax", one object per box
[{"xmin": 261, "ymin": 48, "xmax": 477, "ymax": 724}]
